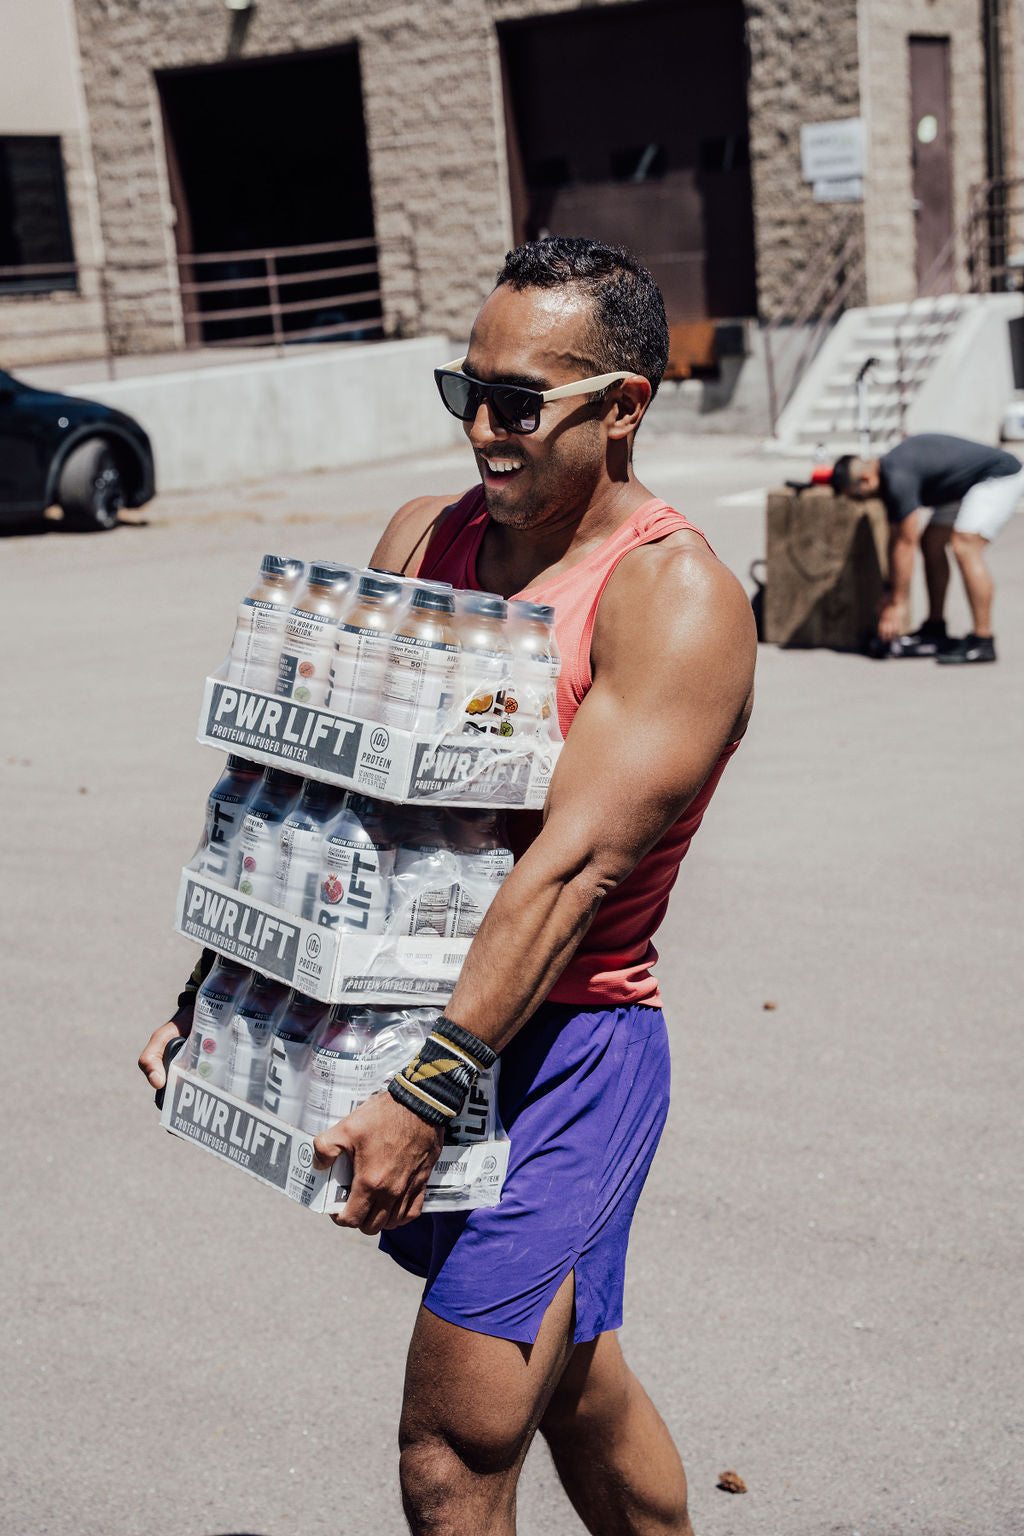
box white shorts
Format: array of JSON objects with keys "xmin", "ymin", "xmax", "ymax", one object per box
[{"xmin": 929, "ymin": 466, "xmax": 1024, "ymax": 540}]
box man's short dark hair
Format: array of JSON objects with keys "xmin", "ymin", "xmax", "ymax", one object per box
[
  {"xmin": 831, "ymin": 455, "xmax": 855, "ymax": 495},
  {"xmin": 495, "ymin": 237, "xmax": 670, "ymax": 400}
]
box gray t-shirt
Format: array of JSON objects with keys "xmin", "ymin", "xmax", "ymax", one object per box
[{"xmin": 878, "ymin": 434, "xmax": 1021, "ymax": 523}]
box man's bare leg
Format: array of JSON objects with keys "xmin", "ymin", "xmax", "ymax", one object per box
[
  {"xmin": 398, "ymin": 1272, "xmax": 576, "ymax": 1535},
  {"xmin": 921, "ymin": 521, "xmax": 952, "ymax": 624},
  {"xmin": 950, "ymin": 529, "xmax": 994, "ymax": 635},
  {"xmin": 539, "ymin": 1330, "xmax": 694, "ymax": 1535}
]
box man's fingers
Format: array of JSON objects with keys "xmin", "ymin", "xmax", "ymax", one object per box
[
  {"xmin": 138, "ymin": 1022, "xmax": 185, "ymax": 1090},
  {"xmin": 312, "ymin": 1120, "xmax": 352, "ymax": 1171}
]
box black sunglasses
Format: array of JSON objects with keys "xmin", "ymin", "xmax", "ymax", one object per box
[{"xmin": 433, "ymin": 355, "xmax": 634, "ymax": 435}]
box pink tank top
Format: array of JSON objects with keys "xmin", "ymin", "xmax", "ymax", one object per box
[{"xmin": 415, "ymin": 485, "xmax": 740, "ymax": 1008}]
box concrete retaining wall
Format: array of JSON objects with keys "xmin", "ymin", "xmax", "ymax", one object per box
[{"xmin": 64, "ymin": 336, "xmax": 463, "ymax": 493}]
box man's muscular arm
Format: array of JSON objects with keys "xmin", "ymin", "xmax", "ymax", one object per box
[{"xmin": 316, "ymin": 537, "xmax": 756, "ymax": 1234}]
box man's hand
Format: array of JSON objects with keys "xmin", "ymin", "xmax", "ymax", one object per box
[
  {"xmin": 313, "ymin": 1092, "xmax": 444, "ymax": 1236},
  {"xmin": 138, "ymin": 1006, "xmax": 193, "ymax": 1091},
  {"xmin": 877, "ymin": 598, "xmax": 908, "ymax": 641}
]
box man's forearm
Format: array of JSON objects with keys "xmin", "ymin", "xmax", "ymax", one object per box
[
  {"xmin": 887, "ymin": 524, "xmax": 917, "ymax": 605},
  {"xmin": 442, "ymin": 842, "xmax": 613, "ymax": 1051}
]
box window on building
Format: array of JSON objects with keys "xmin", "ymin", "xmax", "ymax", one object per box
[{"xmin": 0, "ymin": 136, "xmax": 76, "ymax": 294}]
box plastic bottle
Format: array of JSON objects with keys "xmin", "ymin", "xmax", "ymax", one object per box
[
  {"xmin": 262, "ymin": 993, "xmax": 332, "ymax": 1125},
  {"xmin": 506, "ymin": 600, "xmax": 561, "ymax": 738},
  {"xmin": 194, "ymin": 755, "xmax": 263, "ymax": 887},
  {"xmin": 327, "ymin": 573, "xmax": 405, "ymax": 718},
  {"xmin": 454, "ymin": 590, "xmax": 513, "ymax": 738},
  {"xmin": 274, "ymin": 778, "xmax": 347, "ymax": 919},
  {"xmin": 313, "ymin": 794, "xmax": 396, "ymax": 934},
  {"xmin": 392, "ymin": 811, "xmax": 456, "ymax": 937},
  {"xmin": 236, "ymin": 767, "xmax": 304, "ymax": 904},
  {"xmin": 445, "ymin": 808, "xmax": 514, "ymax": 938},
  {"xmin": 300, "ymin": 1006, "xmax": 418, "ymax": 1136},
  {"xmin": 378, "ymin": 585, "xmax": 461, "ymax": 733},
  {"xmin": 186, "ymin": 956, "xmax": 252, "ymax": 1086},
  {"xmin": 276, "ymin": 561, "xmax": 355, "ymax": 706},
  {"xmin": 227, "ymin": 555, "xmax": 305, "ymax": 691},
  {"xmin": 223, "ymin": 972, "xmax": 292, "ymax": 1104}
]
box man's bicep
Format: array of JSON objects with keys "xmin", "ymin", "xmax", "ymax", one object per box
[{"xmin": 541, "ymin": 601, "xmax": 753, "ymax": 882}]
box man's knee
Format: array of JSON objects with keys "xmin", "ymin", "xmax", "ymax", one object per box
[
  {"xmin": 399, "ymin": 1424, "xmax": 524, "ymax": 1534},
  {"xmin": 951, "ymin": 528, "xmax": 989, "ymax": 557}
]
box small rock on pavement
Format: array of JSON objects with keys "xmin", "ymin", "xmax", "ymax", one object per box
[
  {"xmin": 762, "ymin": 1000, "xmax": 778, "ymax": 1011},
  {"xmin": 717, "ymin": 1470, "xmax": 747, "ymax": 1494}
]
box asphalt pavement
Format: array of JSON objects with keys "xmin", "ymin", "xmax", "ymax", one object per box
[{"xmin": 2, "ymin": 431, "xmax": 1022, "ymax": 1536}]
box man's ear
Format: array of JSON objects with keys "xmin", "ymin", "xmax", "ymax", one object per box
[{"xmin": 606, "ymin": 376, "xmax": 653, "ymax": 439}]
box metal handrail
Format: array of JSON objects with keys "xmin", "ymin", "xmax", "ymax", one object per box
[
  {"xmin": 0, "ymin": 235, "xmax": 409, "ymax": 373},
  {"xmin": 764, "ymin": 208, "xmax": 865, "ymax": 435}
]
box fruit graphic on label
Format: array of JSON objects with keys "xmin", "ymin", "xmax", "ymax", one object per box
[
  {"xmin": 499, "ymin": 719, "xmax": 514, "ymax": 737},
  {"xmin": 466, "ymin": 693, "xmax": 493, "ymax": 716},
  {"xmin": 299, "ymin": 661, "xmax": 315, "ymax": 678},
  {"xmin": 295, "ymin": 687, "xmax": 310, "ymax": 702},
  {"xmin": 239, "ymin": 880, "xmax": 253, "ymax": 895},
  {"xmin": 243, "ymin": 856, "xmax": 256, "ymax": 873},
  {"xmin": 202, "ymin": 1038, "xmax": 217, "ymax": 1054},
  {"xmin": 198, "ymin": 1061, "xmax": 213, "ymax": 1078},
  {"xmin": 503, "ymin": 696, "xmax": 518, "ymax": 714},
  {"xmin": 321, "ymin": 873, "xmax": 344, "ymax": 904}
]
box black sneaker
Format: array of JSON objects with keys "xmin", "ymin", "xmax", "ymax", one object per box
[
  {"xmin": 890, "ymin": 620, "xmax": 953, "ymax": 658},
  {"xmin": 935, "ymin": 633, "xmax": 997, "ymax": 665}
]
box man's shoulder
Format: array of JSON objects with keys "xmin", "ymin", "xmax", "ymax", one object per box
[
  {"xmin": 373, "ymin": 489, "xmax": 474, "ymax": 574},
  {"xmin": 598, "ymin": 525, "xmax": 753, "ymax": 645}
]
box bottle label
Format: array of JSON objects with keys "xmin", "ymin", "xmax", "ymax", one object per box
[
  {"xmin": 276, "ymin": 821, "xmax": 328, "ymax": 920},
  {"xmin": 276, "ymin": 608, "xmax": 338, "ymax": 704},
  {"xmin": 380, "ymin": 634, "xmax": 460, "ymax": 731},
  {"xmin": 229, "ymin": 597, "xmax": 289, "ymax": 690},
  {"xmin": 238, "ymin": 811, "xmax": 285, "ymax": 903},
  {"xmin": 329, "ymin": 624, "xmax": 393, "ymax": 715},
  {"xmin": 315, "ymin": 839, "xmax": 394, "ymax": 934}
]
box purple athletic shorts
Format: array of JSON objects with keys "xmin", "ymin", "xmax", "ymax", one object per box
[{"xmin": 379, "ymin": 1001, "xmax": 670, "ymax": 1345}]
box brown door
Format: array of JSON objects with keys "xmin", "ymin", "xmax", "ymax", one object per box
[{"xmin": 909, "ymin": 36, "xmax": 953, "ymax": 293}]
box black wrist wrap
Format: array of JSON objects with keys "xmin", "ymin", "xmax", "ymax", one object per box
[
  {"xmin": 176, "ymin": 948, "xmax": 216, "ymax": 1011},
  {"xmin": 388, "ymin": 1015, "xmax": 497, "ymax": 1130}
]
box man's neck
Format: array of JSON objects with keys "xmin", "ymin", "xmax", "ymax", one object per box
[{"xmin": 477, "ymin": 475, "xmax": 655, "ymax": 596}]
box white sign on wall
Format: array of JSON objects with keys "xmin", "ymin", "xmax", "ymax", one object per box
[{"xmin": 800, "ymin": 118, "xmax": 866, "ymax": 182}]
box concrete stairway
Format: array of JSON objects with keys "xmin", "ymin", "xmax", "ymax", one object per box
[{"xmin": 774, "ymin": 295, "xmax": 966, "ymax": 454}]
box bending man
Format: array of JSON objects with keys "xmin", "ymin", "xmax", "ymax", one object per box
[{"xmin": 832, "ymin": 432, "xmax": 1023, "ymax": 663}]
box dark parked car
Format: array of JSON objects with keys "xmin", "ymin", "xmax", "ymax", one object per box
[{"xmin": 0, "ymin": 368, "xmax": 155, "ymax": 531}]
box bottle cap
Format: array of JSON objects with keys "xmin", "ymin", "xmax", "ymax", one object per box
[
  {"xmin": 356, "ymin": 574, "xmax": 402, "ymax": 600},
  {"xmin": 309, "ymin": 561, "xmax": 352, "ymax": 588},
  {"xmin": 411, "ymin": 587, "xmax": 456, "ymax": 613},
  {"xmin": 225, "ymin": 753, "xmax": 260, "ymax": 773},
  {"xmin": 461, "ymin": 590, "xmax": 507, "ymax": 619},
  {"xmin": 263, "ymin": 767, "xmax": 303, "ymax": 791},
  {"xmin": 511, "ymin": 600, "xmax": 555, "ymax": 623},
  {"xmin": 260, "ymin": 554, "xmax": 305, "ymax": 580}
]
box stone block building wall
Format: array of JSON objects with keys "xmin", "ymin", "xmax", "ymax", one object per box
[
  {"xmin": 859, "ymin": 0, "xmax": 987, "ymax": 305},
  {"xmin": 744, "ymin": 0, "xmax": 864, "ymax": 322},
  {"xmin": 21, "ymin": 0, "xmax": 1024, "ymax": 363},
  {"xmin": 0, "ymin": 0, "xmax": 109, "ymax": 367}
]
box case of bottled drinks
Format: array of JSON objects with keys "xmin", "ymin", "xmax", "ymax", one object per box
[
  {"xmin": 175, "ymin": 762, "xmax": 517, "ymax": 1002},
  {"xmin": 197, "ymin": 555, "xmax": 563, "ymax": 807},
  {"xmin": 158, "ymin": 972, "xmax": 509, "ymax": 1213}
]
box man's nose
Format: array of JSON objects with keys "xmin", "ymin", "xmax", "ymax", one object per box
[{"xmin": 467, "ymin": 399, "xmax": 509, "ymax": 448}]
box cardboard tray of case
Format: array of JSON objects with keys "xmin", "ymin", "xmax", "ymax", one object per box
[
  {"xmin": 175, "ymin": 868, "xmax": 475, "ymax": 1004},
  {"xmin": 197, "ymin": 671, "xmax": 559, "ymax": 808},
  {"xmin": 160, "ymin": 1060, "xmax": 510, "ymax": 1214}
]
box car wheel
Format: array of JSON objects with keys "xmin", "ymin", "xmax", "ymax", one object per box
[{"xmin": 58, "ymin": 439, "xmax": 125, "ymax": 531}]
